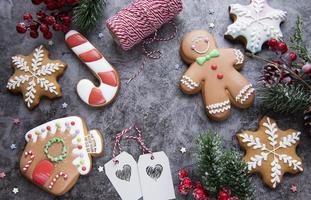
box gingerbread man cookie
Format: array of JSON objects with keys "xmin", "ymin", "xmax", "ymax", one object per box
[
  {"xmin": 6, "ymin": 45, "xmax": 67, "ymax": 109},
  {"xmin": 65, "ymin": 30, "xmax": 120, "ymax": 107},
  {"xmin": 225, "ymin": 0, "xmax": 287, "ymax": 54},
  {"xmin": 180, "ymin": 30, "xmax": 255, "ymax": 121},
  {"xmin": 20, "ymin": 116, "xmax": 104, "ymax": 195},
  {"xmin": 237, "ymin": 116, "xmax": 303, "ymax": 189}
]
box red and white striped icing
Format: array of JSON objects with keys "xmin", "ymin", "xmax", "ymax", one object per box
[
  {"xmin": 65, "ymin": 30, "xmax": 120, "ymax": 107},
  {"xmin": 48, "ymin": 171, "xmax": 68, "ymax": 189},
  {"xmin": 22, "ymin": 150, "xmax": 35, "ymax": 172}
]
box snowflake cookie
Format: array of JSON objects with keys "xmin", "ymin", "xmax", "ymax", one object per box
[
  {"xmin": 225, "ymin": 0, "xmax": 287, "ymax": 54},
  {"xmin": 237, "ymin": 116, "xmax": 303, "ymax": 189},
  {"xmin": 7, "ymin": 45, "xmax": 67, "ymax": 109}
]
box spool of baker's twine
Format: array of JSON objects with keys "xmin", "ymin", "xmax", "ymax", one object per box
[{"xmin": 106, "ymin": 0, "xmax": 183, "ymax": 51}]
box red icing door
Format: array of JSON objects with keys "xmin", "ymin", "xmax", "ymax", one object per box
[{"xmin": 32, "ymin": 160, "xmax": 54, "ymax": 186}]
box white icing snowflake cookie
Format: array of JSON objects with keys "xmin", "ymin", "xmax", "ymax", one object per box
[
  {"xmin": 237, "ymin": 116, "xmax": 303, "ymax": 189},
  {"xmin": 225, "ymin": 0, "xmax": 287, "ymax": 54},
  {"xmin": 6, "ymin": 45, "xmax": 67, "ymax": 109}
]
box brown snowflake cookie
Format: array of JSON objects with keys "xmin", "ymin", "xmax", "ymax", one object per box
[
  {"xmin": 6, "ymin": 45, "xmax": 67, "ymax": 109},
  {"xmin": 180, "ymin": 30, "xmax": 255, "ymax": 121},
  {"xmin": 237, "ymin": 116, "xmax": 303, "ymax": 189},
  {"xmin": 20, "ymin": 116, "xmax": 104, "ymax": 195}
]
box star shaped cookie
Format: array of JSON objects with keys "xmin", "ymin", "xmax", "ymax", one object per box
[
  {"xmin": 237, "ymin": 116, "xmax": 303, "ymax": 189},
  {"xmin": 225, "ymin": 0, "xmax": 287, "ymax": 54},
  {"xmin": 7, "ymin": 45, "xmax": 67, "ymax": 109}
]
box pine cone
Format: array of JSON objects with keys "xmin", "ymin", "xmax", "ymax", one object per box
[
  {"xmin": 259, "ymin": 63, "xmax": 281, "ymax": 86},
  {"xmin": 304, "ymin": 106, "xmax": 311, "ymax": 133}
]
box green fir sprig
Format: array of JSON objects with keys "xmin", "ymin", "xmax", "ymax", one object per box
[
  {"xmin": 73, "ymin": 0, "xmax": 105, "ymax": 32},
  {"xmin": 197, "ymin": 132, "xmax": 255, "ymax": 200},
  {"xmin": 259, "ymin": 83, "xmax": 311, "ymax": 114},
  {"xmin": 290, "ymin": 16, "xmax": 311, "ymax": 63}
]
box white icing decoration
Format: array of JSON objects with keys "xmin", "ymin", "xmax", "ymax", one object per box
[
  {"xmin": 6, "ymin": 45, "xmax": 64, "ymax": 108},
  {"xmin": 238, "ymin": 117, "xmax": 303, "ymax": 188},
  {"xmin": 206, "ymin": 100, "xmax": 231, "ymax": 114},
  {"xmin": 65, "ymin": 30, "xmax": 119, "ymax": 107},
  {"xmin": 233, "ymin": 49, "xmax": 244, "ymax": 65},
  {"xmin": 235, "ymin": 84, "xmax": 254, "ymax": 104},
  {"xmin": 24, "ymin": 116, "xmax": 103, "ymax": 175},
  {"xmin": 180, "ymin": 75, "xmax": 199, "ymax": 90},
  {"xmin": 225, "ymin": 0, "xmax": 287, "ymax": 53}
]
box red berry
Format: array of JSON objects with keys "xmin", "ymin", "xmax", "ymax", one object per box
[
  {"xmin": 277, "ymin": 42, "xmax": 288, "ymax": 53},
  {"xmin": 193, "ymin": 188, "xmax": 207, "ymax": 200},
  {"xmin": 16, "ymin": 23, "xmax": 27, "ymax": 33},
  {"xmin": 43, "ymin": 31, "xmax": 53, "ymax": 39},
  {"xmin": 37, "ymin": 10, "xmax": 46, "ymax": 19},
  {"xmin": 178, "ymin": 184, "xmax": 190, "ymax": 195},
  {"xmin": 194, "ymin": 182, "xmax": 205, "ymax": 190},
  {"xmin": 267, "ymin": 38, "xmax": 278, "ymax": 49},
  {"xmin": 30, "ymin": 30, "xmax": 39, "ymax": 38},
  {"xmin": 302, "ymin": 63, "xmax": 311, "ymax": 74},
  {"xmin": 218, "ymin": 191, "xmax": 230, "ymax": 200},
  {"xmin": 62, "ymin": 25, "xmax": 69, "ymax": 33},
  {"xmin": 32, "ymin": 0, "xmax": 43, "ymax": 5},
  {"xmin": 288, "ymin": 52, "xmax": 298, "ymax": 61},
  {"xmin": 45, "ymin": 16, "xmax": 56, "ymax": 25},
  {"xmin": 23, "ymin": 13, "xmax": 33, "ymax": 21},
  {"xmin": 47, "ymin": 2, "xmax": 57, "ymax": 10},
  {"xmin": 178, "ymin": 169, "xmax": 189, "ymax": 180},
  {"xmin": 181, "ymin": 177, "xmax": 192, "ymax": 189},
  {"xmin": 39, "ymin": 24, "xmax": 49, "ymax": 33},
  {"xmin": 61, "ymin": 16, "xmax": 71, "ymax": 25},
  {"xmin": 53, "ymin": 23, "xmax": 62, "ymax": 31}
]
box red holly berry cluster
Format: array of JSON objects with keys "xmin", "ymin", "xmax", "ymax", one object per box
[
  {"xmin": 217, "ymin": 188, "xmax": 239, "ymax": 200},
  {"xmin": 16, "ymin": 0, "xmax": 77, "ymax": 39},
  {"xmin": 32, "ymin": 0, "xmax": 79, "ymax": 10},
  {"xmin": 177, "ymin": 169, "xmax": 209, "ymax": 200}
]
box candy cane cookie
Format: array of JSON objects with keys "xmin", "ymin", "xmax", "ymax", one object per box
[{"xmin": 65, "ymin": 30, "xmax": 120, "ymax": 107}]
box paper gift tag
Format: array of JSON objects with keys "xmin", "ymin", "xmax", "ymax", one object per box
[
  {"xmin": 138, "ymin": 151, "xmax": 176, "ymax": 200},
  {"xmin": 105, "ymin": 152, "xmax": 142, "ymax": 200}
]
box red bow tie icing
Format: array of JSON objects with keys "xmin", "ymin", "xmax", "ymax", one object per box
[{"xmin": 65, "ymin": 30, "xmax": 120, "ymax": 107}]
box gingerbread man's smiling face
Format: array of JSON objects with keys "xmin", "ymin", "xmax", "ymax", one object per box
[{"xmin": 180, "ymin": 30, "xmax": 218, "ymax": 64}]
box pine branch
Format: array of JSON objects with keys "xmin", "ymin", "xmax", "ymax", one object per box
[
  {"xmin": 197, "ymin": 132, "xmax": 223, "ymax": 193},
  {"xmin": 72, "ymin": 0, "xmax": 105, "ymax": 32},
  {"xmin": 221, "ymin": 151, "xmax": 255, "ymax": 200},
  {"xmin": 197, "ymin": 132, "xmax": 255, "ymax": 199},
  {"xmin": 290, "ymin": 16, "xmax": 311, "ymax": 63},
  {"xmin": 258, "ymin": 83, "xmax": 311, "ymax": 114}
]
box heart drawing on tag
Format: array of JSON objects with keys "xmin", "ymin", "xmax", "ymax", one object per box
[
  {"xmin": 146, "ymin": 164, "xmax": 163, "ymax": 181},
  {"xmin": 115, "ymin": 164, "xmax": 131, "ymax": 182}
]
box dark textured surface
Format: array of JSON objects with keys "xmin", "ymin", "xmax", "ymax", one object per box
[{"xmin": 0, "ymin": 0, "xmax": 310, "ymax": 199}]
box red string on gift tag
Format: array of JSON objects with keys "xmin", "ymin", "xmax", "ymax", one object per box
[{"xmin": 112, "ymin": 125, "xmax": 153, "ymax": 164}]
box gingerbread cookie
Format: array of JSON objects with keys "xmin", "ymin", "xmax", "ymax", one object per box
[
  {"xmin": 180, "ymin": 30, "xmax": 255, "ymax": 121},
  {"xmin": 225, "ymin": 0, "xmax": 287, "ymax": 54},
  {"xmin": 20, "ymin": 116, "xmax": 104, "ymax": 195},
  {"xmin": 237, "ymin": 116, "xmax": 303, "ymax": 189},
  {"xmin": 65, "ymin": 30, "xmax": 120, "ymax": 107},
  {"xmin": 6, "ymin": 45, "xmax": 67, "ymax": 109}
]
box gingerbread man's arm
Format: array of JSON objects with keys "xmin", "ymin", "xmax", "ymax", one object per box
[
  {"xmin": 223, "ymin": 49, "xmax": 245, "ymax": 70},
  {"xmin": 180, "ymin": 63, "xmax": 203, "ymax": 95}
]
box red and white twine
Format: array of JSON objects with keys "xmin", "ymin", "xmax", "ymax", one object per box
[
  {"xmin": 112, "ymin": 125, "xmax": 153, "ymax": 163},
  {"xmin": 48, "ymin": 171, "xmax": 68, "ymax": 190},
  {"xmin": 106, "ymin": 0, "xmax": 182, "ymax": 51},
  {"xmin": 22, "ymin": 150, "xmax": 35, "ymax": 172}
]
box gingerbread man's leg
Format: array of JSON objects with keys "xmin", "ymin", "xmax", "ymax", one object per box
[
  {"xmin": 225, "ymin": 71, "xmax": 255, "ymax": 109},
  {"xmin": 203, "ymin": 83, "xmax": 231, "ymax": 121}
]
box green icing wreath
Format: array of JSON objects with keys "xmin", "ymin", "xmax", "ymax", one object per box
[{"xmin": 44, "ymin": 137, "xmax": 68, "ymax": 162}]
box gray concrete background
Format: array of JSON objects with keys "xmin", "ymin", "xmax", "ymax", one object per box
[{"xmin": 0, "ymin": 0, "xmax": 310, "ymax": 199}]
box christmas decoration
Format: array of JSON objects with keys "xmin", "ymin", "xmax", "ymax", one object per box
[
  {"xmin": 248, "ymin": 16, "xmax": 311, "ymax": 115},
  {"xmin": 290, "ymin": 184, "xmax": 298, "ymax": 193},
  {"xmin": 72, "ymin": 0, "xmax": 105, "ymax": 32},
  {"xmin": 0, "ymin": 171, "xmax": 6, "ymax": 179},
  {"xmin": 16, "ymin": 0, "xmax": 105, "ymax": 39},
  {"xmin": 177, "ymin": 169, "xmax": 209, "ymax": 200},
  {"xmin": 12, "ymin": 187, "xmax": 19, "ymax": 194},
  {"xmin": 197, "ymin": 132, "xmax": 255, "ymax": 200}
]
